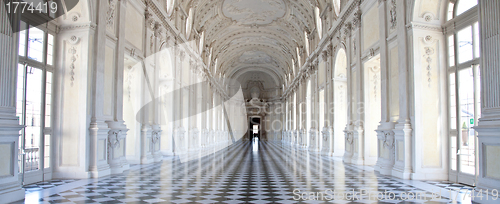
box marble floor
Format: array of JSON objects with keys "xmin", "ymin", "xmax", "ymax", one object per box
[{"xmin": 19, "ymin": 139, "xmax": 476, "ymax": 204}]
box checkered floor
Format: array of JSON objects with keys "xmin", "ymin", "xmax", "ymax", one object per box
[
  {"xmin": 19, "ymin": 140, "xmax": 476, "ymax": 203},
  {"xmin": 23, "ymin": 180, "xmax": 79, "ymax": 194}
]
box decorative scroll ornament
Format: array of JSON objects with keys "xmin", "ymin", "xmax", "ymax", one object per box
[
  {"xmin": 390, "ymin": 0, "xmax": 397, "ymax": 29},
  {"xmin": 108, "ymin": 130, "xmax": 121, "ymax": 149},
  {"xmin": 152, "ymin": 130, "xmax": 161, "ymax": 144},
  {"xmin": 150, "ymin": 34, "xmax": 155, "ymax": 53},
  {"xmin": 352, "ymin": 9, "xmax": 362, "ymax": 28},
  {"xmin": 353, "ymin": 39, "xmax": 357, "ymax": 56},
  {"xmin": 371, "ymin": 66, "xmax": 380, "ymax": 98},
  {"xmin": 369, "ymin": 48, "xmax": 376, "ymax": 57},
  {"xmin": 106, "ymin": 0, "xmax": 117, "ymax": 29},
  {"xmin": 423, "ymin": 46, "xmax": 434, "ymax": 87},
  {"xmin": 338, "ymin": 84, "xmax": 345, "ymax": 102},
  {"xmin": 68, "ymin": 46, "xmax": 78, "ymax": 86},
  {"xmin": 382, "ymin": 131, "xmax": 395, "ymax": 149},
  {"xmin": 344, "ymin": 130, "xmax": 354, "ymax": 144},
  {"xmin": 130, "ymin": 48, "xmax": 136, "ymax": 57}
]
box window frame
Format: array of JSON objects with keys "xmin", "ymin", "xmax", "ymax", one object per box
[{"xmin": 17, "ymin": 14, "xmax": 57, "ymax": 177}]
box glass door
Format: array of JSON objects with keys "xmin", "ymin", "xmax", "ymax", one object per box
[
  {"xmin": 445, "ymin": 1, "xmax": 480, "ymax": 184},
  {"xmin": 17, "ymin": 20, "xmax": 55, "ymax": 185},
  {"xmin": 17, "ymin": 65, "xmax": 53, "ymax": 184},
  {"xmin": 456, "ymin": 65, "xmax": 480, "ymax": 185}
]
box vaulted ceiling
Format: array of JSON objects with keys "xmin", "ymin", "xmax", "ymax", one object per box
[{"xmin": 178, "ymin": 0, "xmax": 334, "ymax": 90}]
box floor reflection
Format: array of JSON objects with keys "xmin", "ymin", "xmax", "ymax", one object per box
[
  {"xmin": 20, "ymin": 141, "xmax": 473, "ymax": 203},
  {"xmin": 252, "ymin": 137, "xmax": 259, "ymax": 152}
]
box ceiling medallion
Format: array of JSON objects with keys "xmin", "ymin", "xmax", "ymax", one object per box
[{"xmin": 222, "ymin": 0, "xmax": 286, "ymax": 26}]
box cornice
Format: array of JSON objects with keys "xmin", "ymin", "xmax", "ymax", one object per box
[
  {"xmin": 60, "ymin": 22, "xmax": 97, "ymax": 31},
  {"xmin": 406, "ymin": 22, "xmax": 443, "ymax": 32},
  {"xmin": 281, "ymin": 0, "xmax": 361, "ymax": 100}
]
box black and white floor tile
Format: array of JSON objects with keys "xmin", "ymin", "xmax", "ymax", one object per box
[
  {"xmin": 23, "ymin": 180, "xmax": 79, "ymax": 194},
  {"xmin": 18, "ymin": 140, "xmax": 477, "ymax": 204}
]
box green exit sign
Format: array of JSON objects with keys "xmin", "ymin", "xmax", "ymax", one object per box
[{"xmin": 470, "ymin": 118, "xmax": 474, "ymax": 124}]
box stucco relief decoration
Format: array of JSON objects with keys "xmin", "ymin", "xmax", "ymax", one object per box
[
  {"xmin": 127, "ymin": 66, "xmax": 134, "ymax": 101},
  {"xmin": 130, "ymin": 49, "xmax": 136, "ymax": 57},
  {"xmin": 338, "ymin": 84, "xmax": 344, "ymax": 102},
  {"xmin": 108, "ymin": 130, "xmax": 121, "ymax": 149},
  {"xmin": 423, "ymin": 12, "xmax": 433, "ymax": 22},
  {"xmin": 371, "ymin": 66, "xmax": 380, "ymax": 98},
  {"xmin": 323, "ymin": 129, "xmax": 328, "ymax": 141},
  {"xmin": 353, "ymin": 38, "xmax": 356, "ymax": 56},
  {"xmin": 150, "ymin": 34, "xmax": 155, "ymax": 53},
  {"xmin": 352, "ymin": 10, "xmax": 362, "ymax": 28},
  {"xmin": 239, "ymin": 50, "xmax": 279, "ymax": 67},
  {"xmin": 152, "ymin": 130, "xmax": 161, "ymax": 144},
  {"xmin": 390, "ymin": 0, "xmax": 397, "ymax": 29},
  {"xmin": 382, "ymin": 130, "xmax": 394, "ymax": 149},
  {"xmin": 68, "ymin": 46, "xmax": 78, "ymax": 86},
  {"xmin": 344, "ymin": 130, "xmax": 353, "ymax": 144},
  {"xmin": 68, "ymin": 12, "xmax": 81, "ymax": 22},
  {"xmin": 107, "ymin": 0, "xmax": 117, "ymax": 29},
  {"xmin": 423, "ymin": 46, "xmax": 434, "ymax": 88},
  {"xmin": 222, "ymin": 0, "xmax": 286, "ymax": 25}
]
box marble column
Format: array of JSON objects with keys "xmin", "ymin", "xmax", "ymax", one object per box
[
  {"xmin": 374, "ymin": 0, "xmax": 396, "ymax": 175},
  {"xmin": 349, "ymin": 9, "xmax": 365, "ymax": 166},
  {"xmin": 474, "ymin": 0, "xmax": 500, "ymax": 194},
  {"xmin": 0, "ymin": 5, "xmax": 25, "ymax": 202},
  {"xmin": 106, "ymin": 0, "xmax": 130, "ymax": 175},
  {"xmin": 392, "ymin": 0, "xmax": 414, "ymax": 179}
]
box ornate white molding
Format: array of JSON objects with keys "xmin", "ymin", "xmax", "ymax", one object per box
[
  {"xmin": 60, "ymin": 23, "xmax": 97, "ymax": 31},
  {"xmin": 406, "ymin": 22, "xmax": 442, "ymax": 32}
]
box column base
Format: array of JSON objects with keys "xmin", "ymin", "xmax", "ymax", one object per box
[
  {"xmin": 110, "ymin": 163, "xmax": 130, "ymax": 175},
  {"xmin": 350, "ymin": 155, "xmax": 365, "ymax": 165},
  {"xmin": 374, "ymin": 162, "xmax": 394, "ymax": 176},
  {"xmin": 89, "ymin": 166, "xmax": 111, "ymax": 178},
  {"xmin": 140, "ymin": 155, "xmax": 154, "ymax": 164},
  {"xmin": 0, "ymin": 182, "xmax": 25, "ymax": 204},
  {"xmin": 392, "ymin": 165, "xmax": 411, "ymax": 180}
]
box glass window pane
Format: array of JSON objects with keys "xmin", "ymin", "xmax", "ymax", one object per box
[
  {"xmin": 17, "ymin": 64, "xmax": 26, "ymax": 125},
  {"xmin": 28, "ymin": 26, "xmax": 45, "ymax": 63},
  {"xmin": 476, "ymin": 66, "xmax": 481, "ymax": 119},
  {"xmin": 24, "ymin": 67, "xmax": 43, "ymax": 171},
  {"xmin": 458, "ymin": 67, "xmax": 475, "ymax": 175},
  {"xmin": 19, "ymin": 22, "xmax": 27, "ymax": 56},
  {"xmin": 458, "ymin": 26, "xmax": 473, "ymax": 64},
  {"xmin": 47, "ymin": 34, "xmax": 54, "ymax": 66},
  {"xmin": 45, "ymin": 72, "xmax": 52, "ymax": 128},
  {"xmin": 450, "ymin": 73, "xmax": 457, "ymax": 171},
  {"xmin": 447, "ymin": 2, "xmax": 454, "ymax": 21},
  {"xmin": 17, "ymin": 64, "xmax": 26, "ymax": 174},
  {"xmin": 474, "ymin": 22, "xmax": 480, "ymax": 58},
  {"xmin": 451, "ymin": 134, "xmax": 457, "ymax": 171},
  {"xmin": 449, "ymin": 73, "xmax": 456, "ymax": 130},
  {"xmin": 44, "ymin": 134, "xmax": 51, "ymax": 169},
  {"xmin": 448, "ymin": 35, "xmax": 455, "ymax": 67},
  {"xmin": 456, "ymin": 0, "xmax": 477, "ymax": 16}
]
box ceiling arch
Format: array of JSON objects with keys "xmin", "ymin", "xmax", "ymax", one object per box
[{"xmin": 177, "ymin": 0, "xmax": 330, "ymax": 89}]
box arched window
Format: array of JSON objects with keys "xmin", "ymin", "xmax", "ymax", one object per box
[
  {"xmin": 166, "ymin": 0, "xmax": 175, "ymax": 16},
  {"xmin": 199, "ymin": 31, "xmax": 205, "ymax": 54},
  {"xmin": 456, "ymin": 0, "xmax": 477, "ymax": 16},
  {"xmin": 213, "ymin": 58, "xmax": 218, "ymax": 74},
  {"xmin": 333, "ymin": 0, "xmax": 341, "ymax": 16},
  {"xmin": 445, "ymin": 0, "xmax": 480, "ymax": 182},
  {"xmin": 186, "ymin": 8, "xmax": 193, "ymax": 37},
  {"xmin": 315, "ymin": 7, "xmax": 322, "ymax": 39},
  {"xmin": 447, "ymin": 2, "xmax": 454, "ymax": 21},
  {"xmin": 304, "ymin": 31, "xmax": 310, "ymax": 56},
  {"xmin": 447, "ymin": 0, "xmax": 478, "ymax": 21}
]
